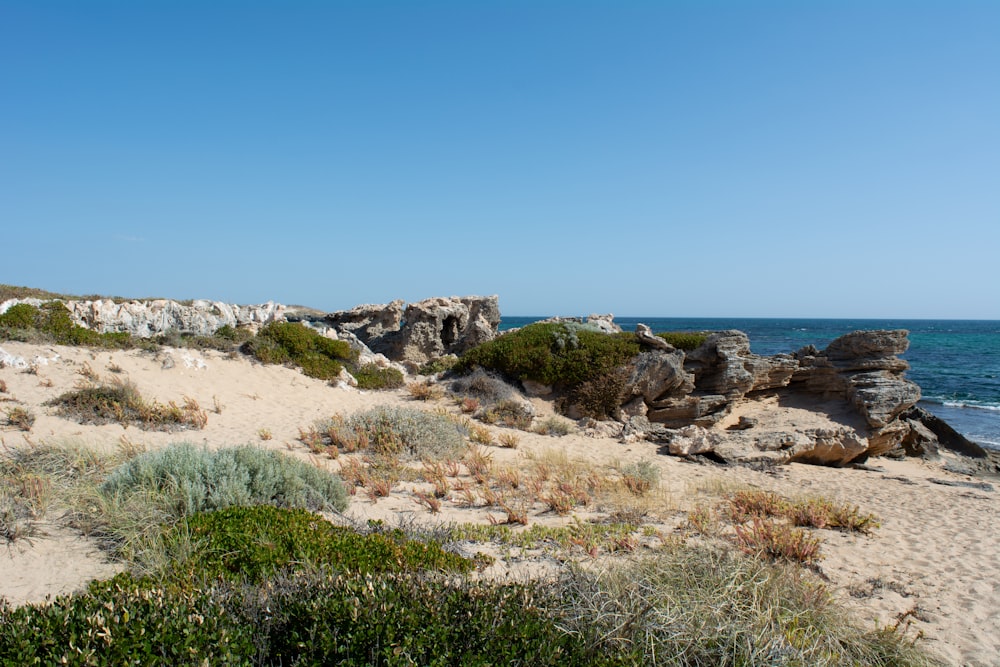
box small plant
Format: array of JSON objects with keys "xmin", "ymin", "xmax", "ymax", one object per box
[
  {"xmin": 258, "ymin": 427, "xmax": 273, "ymax": 441},
  {"xmin": 686, "ymin": 505, "xmax": 719, "ymax": 535},
  {"xmin": 47, "ymin": 377, "xmax": 207, "ymax": 431},
  {"xmin": 337, "ymin": 406, "xmax": 467, "ymax": 461},
  {"xmin": 78, "ymin": 361, "xmax": 100, "ymax": 381},
  {"xmin": 0, "ymin": 379, "xmax": 7, "ymax": 393},
  {"xmin": 542, "ymin": 489, "xmax": 575, "ymax": 516},
  {"xmin": 734, "ymin": 518, "xmax": 823, "ymax": 564},
  {"xmin": 498, "ymin": 431, "xmax": 520, "ymax": 449},
  {"xmin": 619, "ymin": 460, "xmax": 659, "ymax": 496},
  {"xmin": 413, "ymin": 491, "xmax": 442, "ymax": 513},
  {"xmin": 407, "ymin": 380, "xmax": 443, "ymax": 401},
  {"xmin": 482, "ymin": 399, "xmax": 534, "ymax": 429},
  {"xmin": 725, "ymin": 489, "xmax": 788, "ymax": 523},
  {"xmin": 533, "ymin": 415, "xmax": 573, "ymax": 436},
  {"xmin": 417, "ymin": 355, "xmax": 458, "ymax": 375},
  {"xmin": 468, "ymin": 423, "xmax": 494, "ymax": 446},
  {"xmin": 352, "ymin": 363, "xmax": 405, "ymax": 390},
  {"xmin": 464, "ymin": 446, "xmax": 493, "ymax": 485},
  {"xmin": 459, "ymin": 397, "xmax": 480, "ymax": 413},
  {"xmin": 786, "ymin": 497, "xmax": 880, "ymax": 534},
  {"xmin": 5, "ymin": 406, "xmax": 35, "ymax": 431},
  {"xmin": 99, "ymin": 443, "xmax": 349, "ymax": 519}
]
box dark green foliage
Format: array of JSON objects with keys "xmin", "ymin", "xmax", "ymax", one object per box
[
  {"xmin": 100, "ymin": 443, "xmax": 349, "ymax": 517},
  {"xmin": 0, "ymin": 576, "xmax": 255, "ymax": 665},
  {"xmin": 244, "ymin": 322, "xmax": 356, "ymax": 381},
  {"xmin": 656, "ymin": 331, "xmax": 709, "ymax": 351},
  {"xmin": 456, "ymin": 322, "xmax": 641, "ymax": 392},
  {"xmin": 0, "ymin": 302, "xmax": 134, "ymax": 348},
  {"xmin": 353, "ymin": 362, "xmax": 405, "ymax": 390},
  {"xmin": 0, "ymin": 303, "xmax": 37, "ymax": 329},
  {"xmin": 0, "ymin": 570, "xmax": 623, "ymax": 667},
  {"xmin": 169, "ymin": 505, "xmax": 473, "ymax": 582}
]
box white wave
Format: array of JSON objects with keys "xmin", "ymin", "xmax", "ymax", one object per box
[{"xmin": 941, "ymin": 400, "xmax": 1000, "ymax": 412}]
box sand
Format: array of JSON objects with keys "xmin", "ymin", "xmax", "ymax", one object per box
[{"xmin": 1, "ymin": 341, "xmax": 997, "ymax": 665}]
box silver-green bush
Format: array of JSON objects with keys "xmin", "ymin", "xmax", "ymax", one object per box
[
  {"xmin": 100, "ymin": 443, "xmax": 348, "ymax": 517},
  {"xmin": 343, "ymin": 406, "xmax": 467, "ymax": 460}
]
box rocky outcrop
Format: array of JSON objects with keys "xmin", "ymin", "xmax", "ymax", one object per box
[
  {"xmin": 0, "ymin": 298, "xmax": 284, "ymax": 337},
  {"xmin": 791, "ymin": 330, "xmax": 921, "ymax": 455},
  {"xmin": 318, "ymin": 296, "xmax": 500, "ymax": 367},
  {"xmin": 597, "ymin": 327, "xmax": 937, "ymax": 467},
  {"xmin": 657, "ymin": 422, "xmax": 870, "ymax": 467}
]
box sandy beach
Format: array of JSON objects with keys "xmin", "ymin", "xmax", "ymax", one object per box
[{"xmin": 1, "ymin": 340, "xmax": 997, "ymax": 666}]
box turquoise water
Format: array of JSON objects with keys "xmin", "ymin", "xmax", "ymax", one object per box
[{"xmin": 500, "ymin": 317, "xmax": 1000, "ymax": 450}]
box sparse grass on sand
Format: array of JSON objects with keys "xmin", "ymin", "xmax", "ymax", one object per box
[{"xmin": 0, "ymin": 435, "xmax": 937, "ymax": 666}]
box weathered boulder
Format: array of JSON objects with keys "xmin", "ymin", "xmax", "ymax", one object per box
[
  {"xmin": 647, "ymin": 395, "xmax": 729, "ymax": 427},
  {"xmin": 793, "ymin": 330, "xmax": 921, "ymax": 430},
  {"xmin": 635, "ymin": 323, "xmax": 675, "ymax": 352},
  {"xmin": 625, "ymin": 349, "xmax": 693, "ymax": 403},
  {"xmin": 900, "ymin": 406, "xmax": 987, "ymax": 458},
  {"xmin": 684, "ymin": 331, "xmax": 799, "ymax": 398},
  {"xmin": 321, "ymin": 296, "xmax": 500, "ymax": 365},
  {"xmin": 321, "ymin": 300, "xmax": 406, "ymax": 341},
  {"xmin": 660, "ymin": 424, "xmax": 868, "ymax": 466}
]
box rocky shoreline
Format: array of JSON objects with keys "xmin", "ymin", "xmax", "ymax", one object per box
[{"xmin": 2, "ymin": 293, "xmax": 995, "ymax": 475}]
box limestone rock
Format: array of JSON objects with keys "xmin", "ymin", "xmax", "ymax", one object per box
[
  {"xmin": 635, "ymin": 323, "xmax": 674, "ymax": 352},
  {"xmin": 322, "ymin": 296, "xmax": 500, "ymax": 365},
  {"xmin": 900, "ymin": 406, "xmax": 987, "ymax": 458},
  {"xmin": 321, "ymin": 300, "xmax": 406, "ymax": 341},
  {"xmin": 625, "ymin": 349, "xmax": 693, "ymax": 403},
  {"xmin": 647, "ymin": 395, "xmax": 729, "ymax": 427},
  {"xmin": 3, "ymin": 298, "xmax": 284, "ymax": 338}
]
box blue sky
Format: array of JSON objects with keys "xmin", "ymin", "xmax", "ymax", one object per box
[{"xmin": 2, "ymin": 1, "xmax": 998, "ymax": 318}]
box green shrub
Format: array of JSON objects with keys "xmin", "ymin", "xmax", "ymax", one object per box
[
  {"xmin": 0, "ymin": 569, "xmax": 621, "ymax": 666},
  {"xmin": 245, "ymin": 322, "xmax": 357, "ymax": 381},
  {"xmin": 0, "ymin": 303, "xmax": 38, "ymax": 330},
  {"xmin": 655, "ymin": 331, "xmax": 709, "ymax": 351},
  {"xmin": 0, "ymin": 301, "xmax": 134, "ymax": 349},
  {"xmin": 352, "ymin": 363, "xmax": 405, "ymax": 390},
  {"xmin": 168, "ymin": 505, "xmax": 473, "ymax": 582},
  {"xmin": 329, "ymin": 406, "xmax": 467, "ymax": 460},
  {"xmin": 0, "ymin": 575, "xmax": 255, "ymax": 665},
  {"xmin": 456, "ymin": 322, "xmax": 640, "ymax": 392},
  {"xmin": 99, "ymin": 443, "xmax": 349, "ymax": 517}
]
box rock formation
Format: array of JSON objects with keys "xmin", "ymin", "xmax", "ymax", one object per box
[
  {"xmin": 317, "ymin": 296, "xmax": 500, "ymax": 367},
  {"xmin": 0, "ymin": 298, "xmax": 284, "ymax": 337},
  {"xmin": 608, "ymin": 326, "xmax": 938, "ymax": 466}
]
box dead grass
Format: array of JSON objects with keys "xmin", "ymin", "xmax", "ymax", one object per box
[
  {"xmin": 47, "ymin": 375, "xmax": 207, "ymax": 431},
  {"xmin": 5, "ymin": 406, "xmax": 35, "ymax": 431}
]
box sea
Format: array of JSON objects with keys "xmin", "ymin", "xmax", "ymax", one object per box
[{"xmin": 499, "ymin": 317, "xmax": 1000, "ymax": 451}]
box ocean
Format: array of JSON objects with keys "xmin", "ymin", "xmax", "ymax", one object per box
[{"xmin": 499, "ymin": 317, "xmax": 1000, "ymax": 451}]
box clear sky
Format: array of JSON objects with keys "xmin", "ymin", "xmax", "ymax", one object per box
[{"xmin": 2, "ymin": 1, "xmax": 998, "ymax": 318}]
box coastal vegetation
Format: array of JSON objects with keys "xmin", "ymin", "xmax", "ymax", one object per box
[
  {"xmin": 0, "ymin": 415, "xmax": 937, "ymax": 665},
  {"xmin": 455, "ymin": 321, "xmax": 640, "ymax": 389},
  {"xmin": 48, "ymin": 376, "xmax": 208, "ymax": 431}
]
